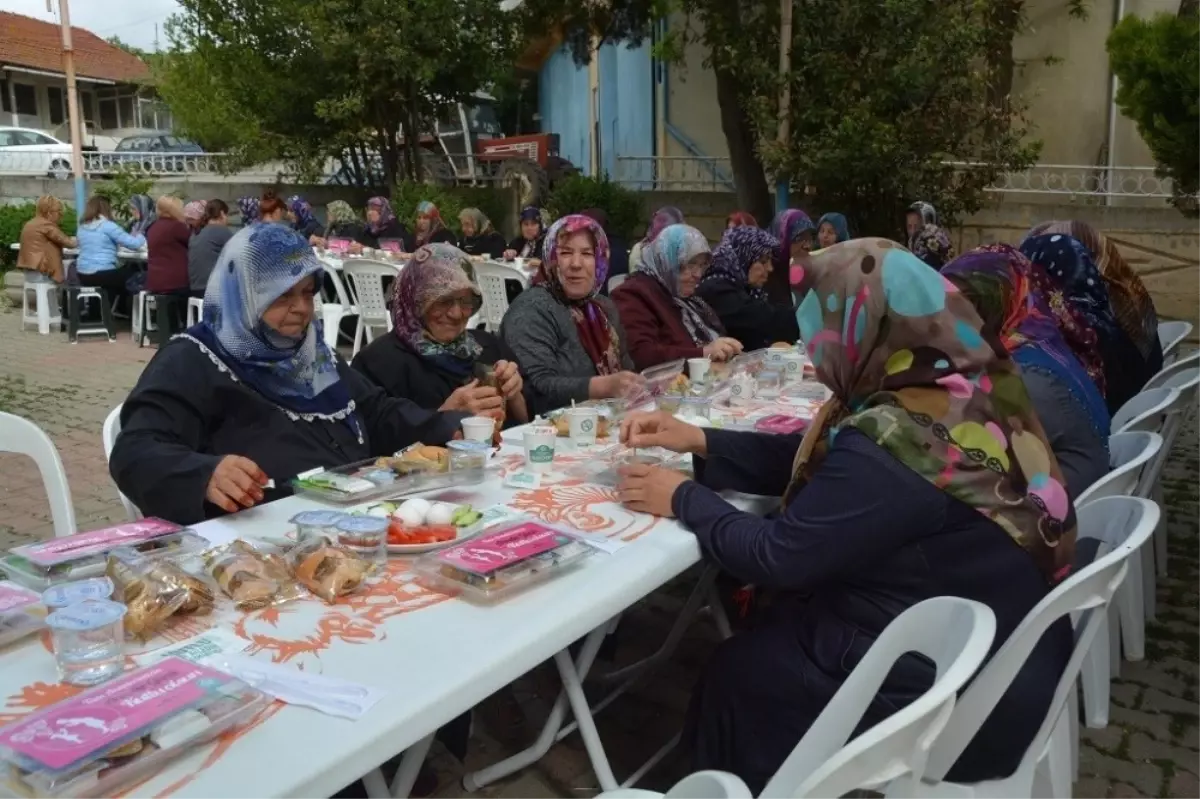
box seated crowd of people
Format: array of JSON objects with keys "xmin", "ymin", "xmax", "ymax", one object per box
[{"xmin": 19, "ymin": 184, "xmax": 1168, "ymax": 793}]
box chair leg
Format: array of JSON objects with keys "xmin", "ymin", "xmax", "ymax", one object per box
[
  {"xmin": 1119, "ymin": 550, "xmax": 1145, "ymax": 661},
  {"xmin": 1153, "ymin": 484, "xmax": 1168, "ymax": 578},
  {"xmin": 1067, "ymin": 686, "xmax": 1080, "ymax": 783},
  {"xmin": 1044, "ymin": 712, "xmax": 1073, "ymax": 799},
  {"xmin": 352, "ymin": 319, "xmax": 364, "ymax": 358},
  {"xmin": 66, "ymin": 290, "xmax": 81, "ymax": 343},
  {"xmin": 97, "ymin": 289, "xmax": 116, "ymax": 341},
  {"xmin": 1143, "ymin": 518, "xmax": 1158, "ymax": 622},
  {"xmin": 1081, "ymin": 611, "xmax": 1111, "ymax": 728}
]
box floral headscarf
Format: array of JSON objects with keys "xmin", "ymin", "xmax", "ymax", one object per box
[
  {"xmin": 816, "ymin": 212, "xmax": 850, "ymax": 245},
  {"xmin": 182, "ymin": 224, "xmax": 360, "ymax": 441},
  {"xmin": 129, "ymin": 194, "xmax": 157, "ymax": 236},
  {"xmin": 641, "ymin": 224, "xmax": 722, "ymax": 346},
  {"xmin": 326, "ymin": 200, "xmax": 358, "ymax": 227},
  {"xmin": 415, "ymin": 201, "xmax": 446, "ymax": 246},
  {"xmin": 769, "ymin": 209, "xmax": 816, "ymax": 249},
  {"xmin": 1024, "ymin": 220, "xmax": 1161, "ymax": 364},
  {"xmin": 459, "ymin": 207, "xmax": 494, "ymax": 237},
  {"xmin": 541, "ymin": 215, "xmax": 623, "ymax": 376},
  {"xmin": 703, "ymin": 226, "xmax": 780, "ymax": 302},
  {"xmin": 1020, "ymin": 235, "xmax": 1123, "ymax": 346},
  {"xmin": 943, "ymin": 248, "xmax": 1110, "ymax": 438},
  {"xmin": 789, "ymin": 239, "xmax": 1077, "ymax": 582},
  {"xmin": 183, "ymin": 201, "xmax": 206, "ymax": 226},
  {"xmin": 726, "ymin": 211, "xmax": 758, "ymax": 229},
  {"xmin": 642, "ymin": 206, "xmax": 684, "ymax": 245},
  {"xmin": 366, "ymin": 197, "xmax": 396, "ymax": 235},
  {"xmin": 287, "ymin": 196, "xmax": 317, "ymax": 231},
  {"xmin": 389, "ymin": 243, "xmax": 483, "ymax": 377},
  {"xmin": 237, "ymin": 196, "xmax": 260, "ymax": 225},
  {"xmin": 910, "ymin": 224, "xmax": 955, "ymax": 269}
]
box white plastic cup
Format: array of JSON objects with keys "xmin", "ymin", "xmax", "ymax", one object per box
[
  {"xmin": 728, "ymin": 373, "xmax": 756, "ymax": 407},
  {"xmin": 781, "ymin": 352, "xmax": 805, "ymax": 383},
  {"xmin": 566, "ymin": 407, "xmax": 600, "ymax": 448},
  {"xmin": 523, "ymin": 426, "xmax": 557, "ymax": 472},
  {"xmin": 766, "ymin": 346, "xmax": 790, "ymax": 368},
  {"xmin": 687, "ymin": 357, "xmax": 711, "ymax": 383},
  {"xmin": 461, "ymin": 416, "xmax": 495, "ymax": 443}
]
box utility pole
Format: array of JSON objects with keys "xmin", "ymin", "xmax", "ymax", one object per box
[
  {"xmin": 52, "ymin": 0, "xmax": 87, "ymax": 226},
  {"xmin": 775, "ymin": 0, "xmax": 793, "ymax": 215}
]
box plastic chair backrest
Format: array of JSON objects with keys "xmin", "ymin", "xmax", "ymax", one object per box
[
  {"xmin": 759, "ymin": 597, "xmax": 997, "ymax": 799},
  {"xmin": 663, "ymin": 771, "xmax": 753, "ymax": 799},
  {"xmin": 1144, "ymin": 352, "xmax": 1200, "ymax": 392},
  {"xmin": 101, "ymin": 405, "xmax": 142, "ymax": 522},
  {"xmin": 1111, "ymin": 387, "xmax": 1181, "ymax": 434},
  {"xmin": 1157, "ymin": 320, "xmax": 1192, "ymax": 364},
  {"xmin": 1075, "ymin": 432, "xmax": 1162, "ymax": 506},
  {"xmin": 343, "ymin": 260, "xmax": 399, "ymax": 328},
  {"xmin": 922, "ymin": 496, "xmax": 1160, "ymax": 784},
  {"xmin": 0, "ymin": 411, "xmax": 77, "ymax": 538},
  {"xmin": 325, "ymin": 265, "xmax": 357, "ymax": 308},
  {"xmin": 474, "ymin": 261, "xmax": 527, "ymax": 333}
]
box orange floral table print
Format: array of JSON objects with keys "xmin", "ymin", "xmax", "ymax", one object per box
[{"xmin": 510, "ymin": 479, "xmax": 663, "ymax": 543}]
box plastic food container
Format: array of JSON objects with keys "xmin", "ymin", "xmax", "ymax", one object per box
[
  {"xmin": 46, "ymin": 599, "xmax": 127, "ymax": 686},
  {"xmin": 447, "ymin": 441, "xmax": 490, "ymax": 477},
  {"xmin": 334, "ymin": 516, "xmax": 389, "ymax": 565},
  {"xmin": 289, "ymin": 510, "xmax": 349, "ymax": 544},
  {"xmin": 656, "ymin": 395, "xmax": 683, "ymax": 414},
  {"xmin": 0, "ymin": 581, "xmax": 46, "ymax": 649},
  {"xmin": 756, "ymin": 370, "xmax": 783, "ymax": 398},
  {"xmin": 414, "ymin": 519, "xmax": 593, "ymax": 602},
  {"xmin": 0, "ymin": 657, "xmax": 268, "ymax": 798},
  {"xmin": 291, "ymin": 451, "xmax": 483, "ymax": 505},
  {"xmin": 679, "ymin": 396, "xmax": 712, "ymax": 420},
  {"xmin": 41, "ymin": 577, "xmax": 114, "ymax": 609},
  {"xmin": 628, "ymin": 359, "xmax": 687, "ymax": 409}
]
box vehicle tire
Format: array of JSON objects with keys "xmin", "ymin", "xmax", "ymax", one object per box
[
  {"xmin": 545, "ymin": 155, "xmax": 580, "ymax": 186},
  {"xmin": 418, "ymin": 151, "xmax": 455, "ymax": 188},
  {"xmin": 47, "ymin": 159, "xmax": 71, "ymax": 180},
  {"xmin": 498, "ymin": 159, "xmax": 550, "ymax": 208}
]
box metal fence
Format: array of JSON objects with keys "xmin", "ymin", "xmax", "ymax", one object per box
[
  {"xmin": 615, "ymin": 156, "xmax": 736, "ymax": 192},
  {"xmin": 0, "ymin": 148, "xmax": 298, "ymax": 181}
]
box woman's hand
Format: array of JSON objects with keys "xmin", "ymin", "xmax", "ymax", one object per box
[
  {"xmin": 502, "ymin": 249, "xmax": 518, "ymax": 261},
  {"xmin": 493, "ymin": 360, "xmax": 523, "ymax": 400},
  {"xmin": 617, "ymin": 464, "xmax": 690, "ymax": 517},
  {"xmin": 703, "ymin": 337, "xmax": 744, "ymax": 362},
  {"xmin": 590, "ymin": 371, "xmax": 645, "ymax": 401},
  {"xmin": 310, "ymin": 236, "xmax": 326, "ymax": 248},
  {"xmin": 349, "ymin": 242, "xmax": 364, "ymax": 255},
  {"xmin": 620, "ymin": 411, "xmax": 707, "ymax": 456},
  {"xmin": 441, "ymin": 379, "xmax": 504, "ymax": 416},
  {"xmin": 206, "ymin": 456, "xmax": 268, "ymax": 513}
]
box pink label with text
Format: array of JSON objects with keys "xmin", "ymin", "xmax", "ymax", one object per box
[
  {"xmin": 437, "ymin": 522, "xmax": 569, "ymax": 575},
  {"xmin": 0, "ymin": 658, "xmax": 229, "ymax": 771},
  {"xmin": 0, "ymin": 582, "xmax": 40, "ymax": 614},
  {"xmin": 378, "ymin": 239, "xmax": 403, "ymax": 252},
  {"xmin": 12, "ymin": 519, "xmax": 182, "ymax": 567},
  {"xmin": 326, "ymin": 238, "xmax": 352, "ymax": 253},
  {"xmin": 754, "ymin": 415, "xmax": 809, "ymax": 435}
]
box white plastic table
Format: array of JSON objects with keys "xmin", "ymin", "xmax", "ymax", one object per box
[{"xmin": 8, "ymin": 242, "xmax": 147, "ymax": 262}]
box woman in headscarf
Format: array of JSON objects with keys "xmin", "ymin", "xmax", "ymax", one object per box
[
  {"xmin": 501, "ymin": 215, "xmax": 640, "ymax": 414},
  {"xmin": 414, "ymin": 201, "xmax": 458, "ymax": 247},
  {"xmin": 353, "ymin": 243, "xmax": 529, "ymax": 426},
  {"xmin": 236, "ymin": 196, "xmax": 260, "ymax": 226},
  {"xmin": 910, "ymin": 223, "xmax": 956, "ymax": 270},
  {"xmin": 129, "ymin": 194, "xmax": 157, "ymax": 237},
  {"xmin": 110, "ymin": 223, "xmax": 466, "ymax": 524},
  {"xmin": 815, "ymin": 212, "xmax": 850, "ymax": 249},
  {"xmin": 696, "ymin": 226, "xmax": 798, "ymax": 351},
  {"xmin": 612, "ymin": 224, "xmax": 743, "ymax": 370},
  {"xmin": 1021, "ymin": 234, "xmax": 1153, "ymax": 414},
  {"xmin": 286, "ymin": 195, "xmax": 324, "ymax": 242},
  {"xmin": 183, "ymin": 200, "xmax": 207, "ymax": 234},
  {"xmin": 943, "ymin": 247, "xmax": 1110, "ymax": 499},
  {"xmin": 319, "ymin": 200, "xmax": 365, "ymax": 244},
  {"xmin": 1025, "ymin": 220, "xmax": 1164, "ymax": 373},
  {"xmin": 768, "ymin": 209, "xmax": 817, "ymax": 304},
  {"xmin": 615, "ymin": 238, "xmax": 1074, "ymax": 794},
  {"xmin": 725, "ymin": 211, "xmax": 758, "ymax": 230},
  {"xmin": 458, "ymin": 207, "xmax": 506, "ymax": 259},
  {"xmin": 360, "ymin": 197, "xmax": 413, "ymax": 251},
  {"xmin": 630, "ymin": 206, "xmax": 684, "ymax": 273},
  {"xmin": 905, "ymin": 200, "xmax": 939, "ymax": 242},
  {"xmin": 504, "ymin": 205, "xmax": 546, "ymax": 263}
]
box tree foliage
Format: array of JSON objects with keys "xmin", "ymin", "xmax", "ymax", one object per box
[{"xmin": 1107, "ymin": 10, "xmax": 1199, "ymax": 217}]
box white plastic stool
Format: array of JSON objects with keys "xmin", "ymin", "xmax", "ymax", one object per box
[
  {"xmin": 20, "ymin": 272, "xmax": 61, "ymax": 335},
  {"xmin": 186, "ymin": 296, "xmax": 204, "ymax": 328},
  {"xmin": 132, "ymin": 291, "xmax": 158, "ymax": 346}
]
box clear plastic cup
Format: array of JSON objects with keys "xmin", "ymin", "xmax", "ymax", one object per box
[
  {"xmin": 41, "ymin": 577, "xmax": 114, "ymax": 609},
  {"xmin": 679, "ymin": 396, "xmax": 712, "ymax": 420},
  {"xmin": 448, "ymin": 440, "xmax": 491, "ymax": 473},
  {"xmin": 757, "ymin": 370, "xmax": 783, "ymax": 398},
  {"xmin": 290, "ymin": 510, "xmax": 349, "ymax": 544},
  {"xmin": 46, "ymin": 599, "xmax": 127, "ymax": 686},
  {"xmin": 334, "ymin": 516, "xmax": 389, "ymax": 566}
]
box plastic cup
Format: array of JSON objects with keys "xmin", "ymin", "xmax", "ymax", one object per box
[
  {"xmin": 680, "ymin": 396, "xmax": 712, "ymax": 420},
  {"xmin": 687, "ymin": 357, "xmax": 711, "ymax": 383},
  {"xmin": 523, "ymin": 425, "xmax": 557, "ymax": 473},
  {"xmin": 728, "ymin": 372, "xmax": 756, "ymax": 407},
  {"xmin": 41, "ymin": 577, "xmax": 114, "ymax": 609},
  {"xmin": 334, "ymin": 516, "xmax": 388, "ymax": 565},
  {"xmin": 461, "ymin": 416, "xmax": 496, "ymax": 443},
  {"xmin": 781, "ymin": 352, "xmax": 806, "ymax": 384},
  {"xmin": 766, "ymin": 346, "xmax": 790, "ymax": 368},
  {"xmin": 290, "ymin": 510, "xmax": 348, "ymax": 544},
  {"xmin": 47, "ymin": 599, "xmax": 127, "ymax": 686},
  {"xmin": 566, "ymin": 407, "xmax": 600, "ymax": 448},
  {"xmin": 757, "ymin": 370, "xmax": 783, "ymax": 398}
]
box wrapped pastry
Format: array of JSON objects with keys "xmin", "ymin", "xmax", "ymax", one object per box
[
  {"xmin": 204, "ymin": 540, "xmax": 304, "ymax": 610},
  {"xmin": 106, "ymin": 553, "xmax": 189, "ymax": 641},
  {"xmin": 289, "ymin": 540, "xmax": 374, "ymax": 603}
]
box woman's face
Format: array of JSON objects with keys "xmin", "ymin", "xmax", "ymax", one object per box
[
  {"xmin": 416, "ymin": 215, "xmax": 431, "ymax": 233},
  {"xmin": 424, "ymin": 289, "xmax": 477, "ymax": 343},
  {"xmin": 905, "ymin": 212, "xmax": 922, "ymax": 238},
  {"xmin": 286, "ymin": 210, "xmax": 297, "ymax": 224},
  {"xmin": 556, "ymin": 231, "xmax": 597, "ymax": 300},
  {"xmin": 521, "ymin": 219, "xmax": 541, "ymax": 241},
  {"xmin": 366, "ymin": 207, "xmax": 380, "ymax": 225},
  {"xmin": 817, "ymin": 222, "xmax": 838, "ymax": 249},
  {"xmin": 460, "ymin": 216, "xmax": 477, "ymax": 237},
  {"xmin": 789, "ymin": 231, "xmax": 813, "ymax": 258},
  {"xmin": 678, "ymin": 253, "xmax": 710, "ymax": 298},
  {"xmin": 747, "ymin": 256, "xmax": 772, "ymax": 288},
  {"xmin": 130, "ymin": 204, "xmax": 141, "ymax": 220},
  {"xmin": 261, "ymin": 276, "xmax": 316, "ymax": 339}
]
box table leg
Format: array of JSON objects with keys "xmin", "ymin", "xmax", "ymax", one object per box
[
  {"xmin": 362, "ymin": 769, "xmax": 390, "ymax": 799},
  {"xmin": 554, "ymin": 648, "xmax": 619, "ymax": 791},
  {"xmin": 360, "ymin": 731, "xmax": 434, "ymax": 799}
]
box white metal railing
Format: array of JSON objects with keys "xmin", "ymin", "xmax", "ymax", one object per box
[
  {"xmin": 0, "ymin": 148, "xmax": 297, "ymax": 180},
  {"xmin": 615, "ymin": 156, "xmax": 735, "ymax": 192}
]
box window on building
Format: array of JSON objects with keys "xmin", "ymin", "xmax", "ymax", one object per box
[
  {"xmin": 0, "ymin": 81, "xmax": 10, "ymax": 113},
  {"xmin": 48, "ymin": 86, "xmax": 65, "ymax": 125},
  {"xmin": 99, "ymin": 98, "xmax": 118, "ymax": 130},
  {"xmin": 117, "ymin": 96, "xmax": 134, "ymax": 128},
  {"xmin": 13, "ymin": 84, "xmax": 36, "ymax": 116},
  {"xmin": 80, "ymin": 90, "xmax": 95, "ymax": 124}
]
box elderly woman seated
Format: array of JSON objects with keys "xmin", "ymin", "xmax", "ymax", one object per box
[
  {"xmin": 17, "ymin": 195, "xmax": 76, "ymax": 285},
  {"xmin": 353, "ymin": 243, "xmax": 529, "ymax": 426},
  {"xmin": 500, "ymin": 214, "xmax": 642, "ymax": 415},
  {"xmin": 110, "ymin": 224, "xmax": 466, "ymax": 524},
  {"xmin": 696, "ymin": 226, "xmax": 799, "ymax": 352}
]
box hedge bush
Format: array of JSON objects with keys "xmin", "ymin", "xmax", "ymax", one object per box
[
  {"xmin": 0, "ymin": 202, "xmax": 78, "ymax": 268},
  {"xmin": 546, "ymin": 174, "xmax": 644, "ymax": 241},
  {"xmin": 389, "ymin": 182, "xmax": 514, "ymax": 239}
]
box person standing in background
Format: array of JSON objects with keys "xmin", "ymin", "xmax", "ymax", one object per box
[{"xmin": 189, "ymin": 199, "xmax": 234, "ymax": 298}]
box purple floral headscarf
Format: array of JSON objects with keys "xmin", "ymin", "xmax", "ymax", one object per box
[
  {"xmin": 389, "ymin": 243, "xmax": 482, "ymax": 376},
  {"xmin": 540, "ymin": 215, "xmax": 622, "ymax": 375},
  {"xmin": 287, "ymin": 195, "xmax": 317, "ymax": 231},
  {"xmin": 236, "ymin": 196, "xmax": 260, "ymax": 225},
  {"xmin": 703, "ymin": 226, "xmax": 780, "ymax": 302},
  {"xmin": 910, "ymin": 223, "xmax": 955, "ymax": 269},
  {"xmin": 367, "ymin": 197, "xmax": 397, "ymax": 236},
  {"xmin": 641, "ymin": 206, "xmax": 684, "ymax": 245}
]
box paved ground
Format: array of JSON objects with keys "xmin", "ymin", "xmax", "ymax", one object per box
[{"xmin": 0, "ymin": 301, "xmax": 1195, "ymax": 798}]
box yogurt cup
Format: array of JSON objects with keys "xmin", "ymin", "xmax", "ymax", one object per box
[{"xmin": 42, "ymin": 577, "xmax": 114, "ymax": 609}]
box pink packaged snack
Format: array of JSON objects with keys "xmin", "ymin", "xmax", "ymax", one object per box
[
  {"xmin": 12, "ymin": 520, "xmax": 182, "ymax": 568},
  {"xmin": 753, "ymin": 415, "xmax": 809, "ymax": 435},
  {"xmin": 325, "ymin": 238, "xmax": 352, "ymax": 253}
]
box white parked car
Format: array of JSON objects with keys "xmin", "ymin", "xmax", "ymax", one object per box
[{"xmin": 0, "ymin": 127, "xmax": 74, "ymax": 178}]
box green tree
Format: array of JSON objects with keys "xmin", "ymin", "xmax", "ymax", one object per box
[{"xmin": 1107, "ymin": 8, "xmax": 1199, "ymax": 217}]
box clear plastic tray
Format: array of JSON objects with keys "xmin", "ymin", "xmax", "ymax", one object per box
[
  {"xmin": 624, "ymin": 359, "xmax": 687, "ymax": 409},
  {"xmin": 414, "ymin": 519, "xmax": 593, "ymax": 602},
  {"xmin": 0, "ymin": 657, "xmax": 268, "ymax": 798},
  {"xmin": 290, "ymin": 449, "xmax": 493, "ymax": 505},
  {"xmin": 0, "ymin": 581, "xmax": 46, "ymax": 649},
  {"xmin": 1, "ymin": 529, "xmax": 206, "ymax": 592}
]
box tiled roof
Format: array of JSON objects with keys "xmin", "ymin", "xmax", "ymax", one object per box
[{"xmin": 0, "ymin": 11, "xmax": 149, "ymax": 83}]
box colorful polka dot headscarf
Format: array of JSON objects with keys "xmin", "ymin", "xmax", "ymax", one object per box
[{"xmin": 786, "ymin": 238, "xmax": 1077, "ymax": 582}]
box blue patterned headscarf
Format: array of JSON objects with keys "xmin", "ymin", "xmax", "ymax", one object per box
[
  {"xmin": 1019, "ymin": 234, "xmax": 1123, "ymax": 346},
  {"xmin": 641, "ymin": 224, "xmax": 721, "ymax": 345},
  {"xmin": 129, "ymin": 194, "xmax": 157, "ymax": 236},
  {"xmin": 287, "ymin": 195, "xmax": 317, "ymax": 232},
  {"xmin": 183, "ymin": 224, "xmax": 360, "ymax": 440},
  {"xmin": 236, "ymin": 196, "xmax": 260, "ymax": 225},
  {"xmin": 816, "ymin": 212, "xmax": 850, "ymax": 245},
  {"xmin": 702, "ymin": 226, "xmax": 780, "ymax": 302}
]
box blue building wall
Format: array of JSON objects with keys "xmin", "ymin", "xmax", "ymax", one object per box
[{"xmin": 538, "ymin": 47, "xmax": 592, "ymax": 173}]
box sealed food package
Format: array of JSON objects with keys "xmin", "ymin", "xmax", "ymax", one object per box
[
  {"xmin": 292, "ymin": 444, "xmax": 488, "ymax": 505},
  {"xmin": 0, "ymin": 657, "xmax": 267, "ymax": 798},
  {"xmin": 0, "ymin": 582, "xmax": 46, "ymax": 649},
  {"xmin": 105, "ymin": 551, "xmax": 216, "ymax": 641},
  {"xmin": 625, "ymin": 358, "xmax": 686, "ymax": 409},
  {"xmin": 288, "ymin": 540, "xmax": 374, "ymax": 603},
  {"xmin": 414, "ymin": 519, "xmax": 593, "ymax": 602},
  {"xmin": 203, "ymin": 540, "xmax": 305, "ymax": 610}
]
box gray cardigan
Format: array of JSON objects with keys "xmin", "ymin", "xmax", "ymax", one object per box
[
  {"xmin": 500, "ymin": 285, "xmax": 634, "ymax": 415},
  {"xmin": 1021, "ymin": 366, "xmax": 1109, "ymax": 502}
]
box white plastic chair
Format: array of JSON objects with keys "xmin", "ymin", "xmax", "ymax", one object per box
[
  {"xmin": 320, "ymin": 258, "xmax": 360, "ymax": 348},
  {"xmin": 596, "ymin": 771, "xmax": 752, "ymax": 799},
  {"xmin": 1111, "ymin": 386, "xmax": 1180, "ymax": 434},
  {"xmin": 20, "ymin": 271, "xmax": 62, "ymax": 335},
  {"xmin": 1144, "ymin": 351, "xmax": 1200, "ymax": 393},
  {"xmin": 186, "ymin": 296, "xmax": 204, "ymax": 328},
  {"xmin": 0, "ymin": 412, "xmax": 77, "ymax": 538},
  {"xmin": 316, "ymin": 299, "xmax": 345, "ymax": 352},
  {"xmin": 342, "ymin": 260, "xmax": 400, "ymax": 357},
  {"xmin": 132, "ymin": 290, "xmax": 157, "ymax": 346},
  {"xmin": 1157, "ymin": 320, "xmax": 1192, "ymax": 365},
  {"xmin": 1141, "ymin": 367, "xmax": 1198, "ymax": 585},
  {"xmin": 474, "ymin": 261, "xmax": 530, "ymax": 333},
  {"xmin": 899, "ymin": 496, "xmax": 1160, "ymax": 799},
  {"xmin": 101, "ymin": 405, "xmax": 141, "ymax": 523}
]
